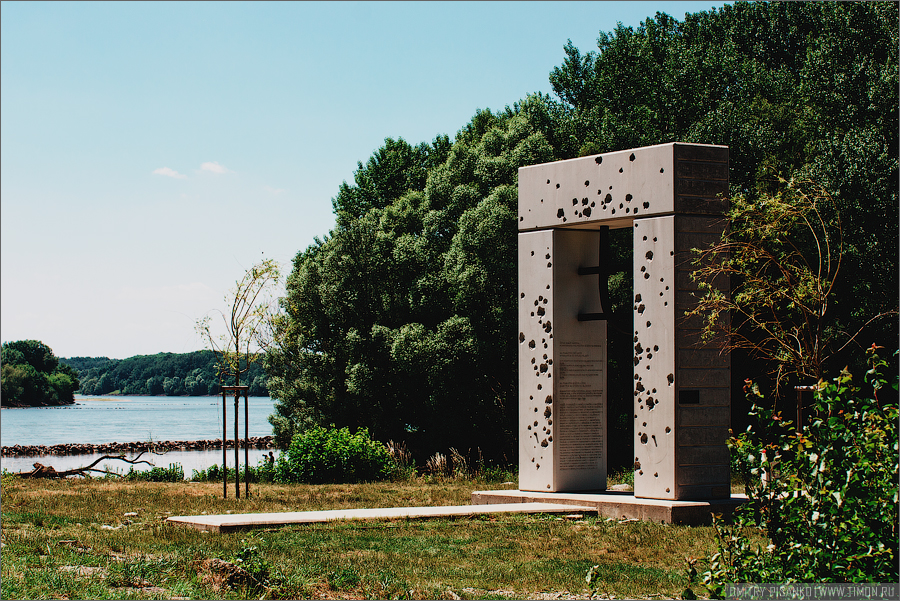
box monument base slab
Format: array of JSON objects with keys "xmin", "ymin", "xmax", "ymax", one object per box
[{"xmin": 471, "ymin": 489, "xmax": 746, "ymax": 525}]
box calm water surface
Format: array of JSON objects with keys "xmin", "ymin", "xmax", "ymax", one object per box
[{"xmin": 1, "ymin": 395, "xmax": 278, "ymax": 475}]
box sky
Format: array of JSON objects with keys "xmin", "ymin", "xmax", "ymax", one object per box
[{"xmin": 1, "ymin": 1, "xmax": 726, "ymax": 360}]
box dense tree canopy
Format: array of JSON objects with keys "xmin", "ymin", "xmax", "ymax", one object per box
[
  {"xmin": 63, "ymin": 351, "xmax": 267, "ymax": 397},
  {"xmin": 1, "ymin": 340, "xmax": 79, "ymax": 407},
  {"xmin": 266, "ymin": 1, "xmax": 898, "ymax": 465}
]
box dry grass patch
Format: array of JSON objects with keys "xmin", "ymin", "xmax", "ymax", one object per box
[{"xmin": 2, "ymin": 476, "xmax": 723, "ymax": 599}]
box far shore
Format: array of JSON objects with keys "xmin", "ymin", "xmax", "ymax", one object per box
[{"xmin": 1, "ymin": 436, "xmax": 276, "ymax": 457}]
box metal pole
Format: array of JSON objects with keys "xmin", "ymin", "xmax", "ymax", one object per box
[
  {"xmin": 222, "ymin": 389, "xmax": 227, "ymax": 499},
  {"xmin": 244, "ymin": 391, "xmax": 249, "ymax": 498},
  {"xmin": 234, "ymin": 391, "xmax": 240, "ymax": 499}
]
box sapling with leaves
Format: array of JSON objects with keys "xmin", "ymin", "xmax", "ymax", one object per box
[
  {"xmin": 197, "ymin": 259, "xmax": 281, "ymax": 388},
  {"xmin": 688, "ymin": 175, "xmax": 897, "ymax": 396}
]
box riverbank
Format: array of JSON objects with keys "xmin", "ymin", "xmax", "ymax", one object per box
[{"xmin": 1, "ymin": 436, "xmax": 275, "ymax": 457}]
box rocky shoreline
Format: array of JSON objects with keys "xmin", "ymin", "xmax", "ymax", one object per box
[{"xmin": 1, "ymin": 436, "xmax": 276, "ymax": 457}]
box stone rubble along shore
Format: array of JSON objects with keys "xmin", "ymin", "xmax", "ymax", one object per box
[{"xmin": 1, "ymin": 436, "xmax": 275, "ymax": 457}]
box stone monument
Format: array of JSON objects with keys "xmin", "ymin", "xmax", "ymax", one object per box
[{"xmin": 517, "ymin": 142, "xmax": 731, "ymax": 500}]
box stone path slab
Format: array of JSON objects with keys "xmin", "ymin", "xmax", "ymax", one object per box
[
  {"xmin": 167, "ymin": 502, "xmax": 596, "ymax": 532},
  {"xmin": 471, "ymin": 490, "xmax": 748, "ymax": 525}
]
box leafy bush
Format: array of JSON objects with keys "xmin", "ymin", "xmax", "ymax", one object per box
[
  {"xmin": 274, "ymin": 426, "xmax": 395, "ymax": 484},
  {"xmin": 190, "ymin": 459, "xmax": 275, "ymax": 483},
  {"xmin": 699, "ymin": 347, "xmax": 898, "ymax": 594},
  {"xmin": 126, "ymin": 463, "xmax": 184, "ymax": 482}
]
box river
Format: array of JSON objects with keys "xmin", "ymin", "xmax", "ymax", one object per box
[{"xmin": 1, "ymin": 395, "xmax": 278, "ymax": 476}]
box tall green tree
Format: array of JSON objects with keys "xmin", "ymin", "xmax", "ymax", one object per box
[
  {"xmin": 1, "ymin": 340, "xmax": 79, "ymax": 406},
  {"xmin": 266, "ymin": 1, "xmax": 898, "ymax": 465}
]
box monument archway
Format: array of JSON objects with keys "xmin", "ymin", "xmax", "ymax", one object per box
[{"xmin": 517, "ymin": 142, "xmax": 731, "ymax": 500}]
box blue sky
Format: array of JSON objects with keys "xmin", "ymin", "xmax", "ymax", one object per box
[{"xmin": 1, "ymin": 1, "xmax": 726, "ymax": 359}]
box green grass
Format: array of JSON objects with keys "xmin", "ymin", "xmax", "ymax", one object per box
[{"xmin": 1, "ymin": 476, "xmax": 728, "ymax": 599}]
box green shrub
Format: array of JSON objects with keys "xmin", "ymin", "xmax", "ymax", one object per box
[
  {"xmin": 191, "ymin": 459, "xmax": 275, "ymax": 483},
  {"xmin": 126, "ymin": 463, "xmax": 184, "ymax": 482},
  {"xmin": 700, "ymin": 347, "xmax": 898, "ymax": 594},
  {"xmin": 274, "ymin": 426, "xmax": 395, "ymax": 484}
]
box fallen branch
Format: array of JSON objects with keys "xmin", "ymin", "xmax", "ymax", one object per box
[{"xmin": 14, "ymin": 450, "xmax": 164, "ymax": 479}]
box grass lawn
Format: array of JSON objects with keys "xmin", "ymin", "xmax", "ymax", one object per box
[{"xmin": 1, "ymin": 476, "xmax": 726, "ymax": 599}]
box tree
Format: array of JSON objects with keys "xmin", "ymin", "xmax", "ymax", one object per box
[
  {"xmin": 687, "ymin": 175, "xmax": 897, "ymax": 395},
  {"xmin": 1, "ymin": 340, "xmax": 79, "ymax": 407},
  {"xmin": 197, "ymin": 259, "xmax": 281, "ymax": 388}
]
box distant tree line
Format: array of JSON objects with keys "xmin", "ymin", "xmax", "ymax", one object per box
[
  {"xmin": 62, "ymin": 351, "xmax": 268, "ymax": 397},
  {"xmin": 265, "ymin": 1, "xmax": 897, "ymax": 466},
  {"xmin": 1, "ymin": 340, "xmax": 80, "ymax": 407}
]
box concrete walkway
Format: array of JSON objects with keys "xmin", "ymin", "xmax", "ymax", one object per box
[{"xmin": 167, "ymin": 502, "xmax": 596, "ymax": 532}]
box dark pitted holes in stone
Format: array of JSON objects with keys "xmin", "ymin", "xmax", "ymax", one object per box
[
  {"xmin": 643, "ymin": 201, "xmax": 650, "ymax": 209},
  {"xmin": 543, "ymin": 343, "xmax": 548, "ymax": 349},
  {"xmin": 640, "ymin": 266, "xmax": 646, "ymax": 273},
  {"xmin": 538, "ymin": 295, "xmax": 543, "ymax": 301},
  {"xmin": 664, "ymin": 301, "xmax": 668, "ymax": 306},
  {"xmin": 604, "ymin": 193, "xmax": 612, "ymax": 203},
  {"xmin": 534, "ymin": 421, "xmax": 538, "ymax": 427},
  {"xmin": 595, "ymin": 156, "xmax": 602, "ymax": 164},
  {"xmin": 635, "ymin": 293, "xmax": 642, "ymax": 302},
  {"xmin": 646, "ymin": 397, "xmax": 655, "ymax": 409},
  {"xmin": 637, "ymin": 304, "xmax": 646, "ymax": 314},
  {"xmin": 626, "ymin": 208, "xmax": 630, "ymax": 213},
  {"xmin": 653, "ymin": 237, "xmax": 658, "ymax": 242},
  {"xmin": 633, "ymin": 355, "xmax": 640, "ymax": 366},
  {"xmin": 531, "ymin": 312, "xmax": 535, "ymax": 317},
  {"xmin": 665, "ymin": 285, "xmax": 669, "ymax": 290},
  {"xmin": 546, "ymin": 179, "xmax": 550, "ymax": 184},
  {"xmin": 634, "ymin": 342, "xmax": 643, "ymax": 354},
  {"xmin": 528, "ymin": 340, "xmax": 536, "ymax": 349},
  {"xmin": 667, "ymin": 373, "xmax": 674, "ymax": 385},
  {"xmin": 642, "ymin": 235, "xmax": 648, "ymax": 241},
  {"xmin": 583, "ymin": 207, "xmax": 592, "ymax": 217},
  {"xmin": 654, "ymin": 472, "xmax": 658, "ymax": 478},
  {"xmin": 534, "ymin": 300, "xmax": 539, "ymax": 306},
  {"xmin": 625, "ymin": 194, "xmax": 633, "ymax": 203},
  {"xmin": 635, "ymin": 381, "xmax": 645, "ymax": 392},
  {"xmin": 520, "ymin": 216, "xmax": 524, "ymax": 221},
  {"xmin": 619, "ymin": 167, "xmax": 624, "ymax": 173},
  {"xmin": 546, "ymin": 284, "xmax": 550, "ymax": 289},
  {"xmin": 544, "ymin": 407, "xmax": 552, "ymax": 419},
  {"xmin": 537, "ymin": 384, "xmax": 542, "ymax": 390},
  {"xmin": 629, "ymin": 153, "xmax": 636, "ymax": 161},
  {"xmin": 611, "ymin": 208, "xmax": 616, "ymax": 214},
  {"xmin": 545, "ymin": 395, "xmax": 552, "ymax": 404},
  {"xmin": 543, "ymin": 354, "xmax": 547, "ymax": 360},
  {"xmin": 584, "ymin": 180, "xmax": 589, "ymax": 187},
  {"xmin": 520, "ymin": 292, "xmax": 525, "ymax": 298},
  {"xmin": 572, "ymin": 198, "xmax": 578, "ymax": 206},
  {"xmin": 582, "ymin": 197, "xmax": 589, "ymax": 205},
  {"xmin": 646, "ymin": 251, "xmax": 653, "ymax": 261},
  {"xmin": 619, "ymin": 203, "xmax": 624, "ymax": 209},
  {"xmin": 644, "ymin": 273, "xmax": 650, "ymax": 279},
  {"xmin": 634, "ymin": 208, "xmax": 638, "ymax": 214},
  {"xmin": 557, "ymin": 208, "xmax": 565, "ymax": 218},
  {"xmin": 590, "ymin": 201, "xmax": 595, "ymax": 207},
  {"xmin": 651, "ymin": 388, "xmax": 657, "ymax": 394},
  {"xmin": 563, "ymin": 217, "xmax": 567, "ymax": 222},
  {"xmin": 519, "ymin": 332, "xmax": 525, "ymax": 343},
  {"xmin": 660, "ymin": 167, "xmax": 664, "ymax": 173},
  {"xmin": 646, "ymin": 321, "xmax": 651, "ymax": 328},
  {"xmin": 660, "ymin": 292, "xmax": 664, "ymax": 296},
  {"xmin": 647, "ymin": 353, "xmax": 653, "ymax": 360},
  {"xmin": 530, "ymin": 251, "xmax": 534, "ymax": 256},
  {"xmin": 666, "ymin": 487, "xmax": 670, "ymax": 493},
  {"xmin": 539, "ymin": 363, "xmax": 548, "ymax": 373},
  {"xmin": 547, "ymin": 262, "xmax": 552, "ymax": 268},
  {"xmin": 556, "ymin": 183, "xmax": 560, "ymax": 188},
  {"xmin": 540, "ymin": 439, "xmax": 548, "ymax": 447},
  {"xmin": 640, "ymin": 433, "xmax": 648, "ymax": 444},
  {"xmin": 531, "ymin": 357, "xmax": 536, "ymax": 364},
  {"xmin": 634, "ymin": 460, "xmax": 642, "ymax": 470},
  {"xmin": 665, "ymin": 426, "xmax": 671, "ymax": 434},
  {"xmin": 653, "ymin": 346, "xmax": 659, "ymax": 352},
  {"xmin": 609, "ymin": 185, "xmax": 613, "ymax": 190},
  {"xmin": 536, "ymin": 306, "xmax": 545, "ymax": 316},
  {"xmin": 547, "ymin": 359, "xmax": 552, "ymax": 365},
  {"xmin": 548, "ymin": 419, "xmax": 552, "ymax": 425}
]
